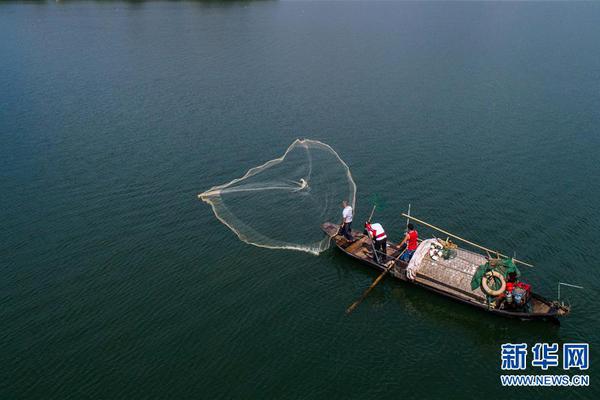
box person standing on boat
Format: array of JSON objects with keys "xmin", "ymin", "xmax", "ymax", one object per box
[
  {"xmin": 365, "ymin": 221, "xmax": 387, "ymax": 263},
  {"xmin": 339, "ymin": 200, "xmax": 354, "ymax": 241},
  {"xmin": 398, "ymin": 223, "xmax": 418, "ymax": 261}
]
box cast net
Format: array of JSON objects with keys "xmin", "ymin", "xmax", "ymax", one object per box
[{"xmin": 199, "ymin": 139, "xmax": 356, "ymax": 254}]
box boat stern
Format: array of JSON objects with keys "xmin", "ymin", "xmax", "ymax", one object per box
[{"xmin": 555, "ymin": 302, "xmax": 571, "ymax": 317}]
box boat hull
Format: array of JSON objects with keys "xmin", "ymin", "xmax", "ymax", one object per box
[{"xmin": 322, "ymin": 222, "xmax": 569, "ymax": 321}]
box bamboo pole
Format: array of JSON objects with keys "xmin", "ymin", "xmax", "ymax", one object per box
[
  {"xmin": 368, "ymin": 205, "xmax": 376, "ymax": 222},
  {"xmin": 345, "ymin": 247, "xmax": 407, "ymax": 315},
  {"xmin": 401, "ymin": 213, "xmax": 534, "ymax": 268}
]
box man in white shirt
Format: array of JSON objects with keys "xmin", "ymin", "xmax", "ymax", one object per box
[
  {"xmin": 365, "ymin": 221, "xmax": 387, "ymax": 263},
  {"xmin": 339, "ymin": 200, "xmax": 354, "ymax": 241}
]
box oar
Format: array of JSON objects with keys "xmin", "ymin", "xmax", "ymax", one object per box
[
  {"xmin": 368, "ymin": 205, "xmax": 376, "ymax": 222},
  {"xmin": 370, "ymin": 240, "xmax": 380, "ymax": 264},
  {"xmin": 401, "ymin": 213, "xmax": 534, "ymax": 268},
  {"xmin": 345, "ymin": 247, "xmax": 407, "ymax": 315}
]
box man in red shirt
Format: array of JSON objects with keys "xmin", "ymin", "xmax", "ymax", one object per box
[{"xmin": 398, "ymin": 223, "xmax": 418, "ymax": 262}]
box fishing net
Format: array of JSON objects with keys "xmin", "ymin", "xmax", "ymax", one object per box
[{"xmin": 199, "ymin": 139, "xmax": 356, "ymax": 254}]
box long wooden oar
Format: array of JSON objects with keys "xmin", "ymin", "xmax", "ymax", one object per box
[
  {"xmin": 345, "ymin": 247, "xmax": 407, "ymax": 315},
  {"xmin": 401, "ymin": 213, "xmax": 534, "ymax": 268}
]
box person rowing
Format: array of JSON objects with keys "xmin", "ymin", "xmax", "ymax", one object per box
[
  {"xmin": 365, "ymin": 221, "xmax": 387, "ymax": 263},
  {"xmin": 398, "ymin": 223, "xmax": 418, "ymax": 262}
]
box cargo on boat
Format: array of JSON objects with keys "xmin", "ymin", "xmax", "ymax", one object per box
[{"xmin": 322, "ymin": 218, "xmax": 570, "ymax": 321}]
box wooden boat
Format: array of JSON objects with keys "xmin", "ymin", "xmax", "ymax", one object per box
[{"xmin": 322, "ymin": 222, "xmax": 570, "ymax": 321}]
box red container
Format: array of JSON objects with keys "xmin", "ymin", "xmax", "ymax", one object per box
[{"xmin": 516, "ymin": 282, "xmax": 531, "ymax": 294}]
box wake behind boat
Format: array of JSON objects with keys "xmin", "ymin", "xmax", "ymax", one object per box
[{"xmin": 322, "ymin": 215, "xmax": 571, "ymax": 322}]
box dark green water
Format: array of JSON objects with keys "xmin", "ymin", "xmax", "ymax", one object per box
[{"xmin": 2, "ymin": 1, "xmax": 599, "ymax": 398}]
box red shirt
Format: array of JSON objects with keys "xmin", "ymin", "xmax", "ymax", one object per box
[{"xmin": 407, "ymin": 230, "xmax": 418, "ymax": 251}]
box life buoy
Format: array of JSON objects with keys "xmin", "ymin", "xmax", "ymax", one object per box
[{"xmin": 481, "ymin": 270, "xmax": 506, "ymax": 296}]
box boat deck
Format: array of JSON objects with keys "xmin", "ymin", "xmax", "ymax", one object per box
[
  {"xmin": 415, "ymin": 246, "xmax": 488, "ymax": 304},
  {"xmin": 322, "ymin": 222, "xmax": 566, "ymax": 320}
]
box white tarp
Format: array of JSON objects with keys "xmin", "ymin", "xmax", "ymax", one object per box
[{"xmin": 406, "ymin": 238, "xmax": 439, "ymax": 280}]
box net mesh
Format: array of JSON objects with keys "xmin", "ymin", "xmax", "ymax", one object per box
[{"xmin": 199, "ymin": 139, "xmax": 356, "ymax": 254}]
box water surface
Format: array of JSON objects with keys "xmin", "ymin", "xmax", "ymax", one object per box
[{"xmin": 1, "ymin": 1, "xmax": 599, "ymax": 398}]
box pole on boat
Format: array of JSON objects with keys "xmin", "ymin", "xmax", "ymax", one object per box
[
  {"xmin": 401, "ymin": 213, "xmax": 535, "ymax": 268},
  {"xmin": 368, "ymin": 205, "xmax": 376, "ymax": 222},
  {"xmin": 558, "ymin": 282, "xmax": 583, "ymax": 302},
  {"xmin": 406, "ymin": 203, "xmax": 411, "ymax": 231},
  {"xmin": 370, "ymin": 240, "xmax": 380, "ymax": 264},
  {"xmin": 345, "ymin": 247, "xmax": 407, "ymax": 315}
]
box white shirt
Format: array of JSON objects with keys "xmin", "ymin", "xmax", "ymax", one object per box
[
  {"xmin": 367, "ymin": 223, "xmax": 387, "ymax": 240},
  {"xmin": 342, "ymin": 206, "xmax": 353, "ymax": 223}
]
